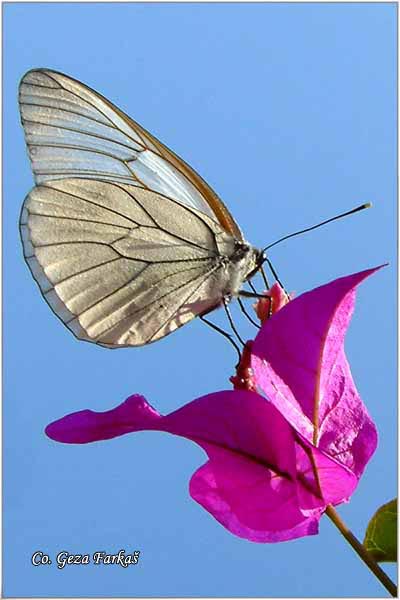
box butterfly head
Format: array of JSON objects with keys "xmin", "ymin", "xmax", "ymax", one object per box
[{"xmin": 239, "ymin": 243, "xmax": 266, "ymax": 283}]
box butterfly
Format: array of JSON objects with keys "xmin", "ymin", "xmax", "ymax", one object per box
[{"xmin": 19, "ymin": 69, "xmax": 265, "ymax": 348}]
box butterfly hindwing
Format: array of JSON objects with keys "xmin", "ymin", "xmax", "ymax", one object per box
[{"xmin": 20, "ymin": 178, "xmax": 229, "ymax": 347}]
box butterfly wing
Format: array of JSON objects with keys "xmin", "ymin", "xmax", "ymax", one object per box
[
  {"xmin": 20, "ymin": 178, "xmax": 233, "ymax": 347},
  {"xmin": 19, "ymin": 69, "xmax": 243, "ymax": 239}
]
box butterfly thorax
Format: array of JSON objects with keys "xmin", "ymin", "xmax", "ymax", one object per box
[{"xmin": 219, "ymin": 240, "xmax": 263, "ymax": 298}]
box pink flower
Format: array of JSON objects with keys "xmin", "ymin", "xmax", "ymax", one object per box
[
  {"xmin": 254, "ymin": 282, "xmax": 291, "ymax": 323},
  {"xmin": 46, "ymin": 268, "xmax": 380, "ymax": 543}
]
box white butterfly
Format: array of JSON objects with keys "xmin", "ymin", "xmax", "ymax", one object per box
[{"xmin": 19, "ymin": 69, "xmax": 263, "ymax": 348}]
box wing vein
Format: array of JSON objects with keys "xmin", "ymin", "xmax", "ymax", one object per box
[
  {"xmin": 20, "ymin": 101, "xmax": 116, "ymax": 129},
  {"xmin": 92, "ymin": 263, "xmax": 218, "ymax": 339},
  {"xmin": 27, "ymin": 142, "xmax": 137, "ymax": 164},
  {"xmin": 147, "ymin": 265, "xmax": 221, "ymax": 343},
  {"xmin": 21, "ymin": 81, "xmax": 61, "ymax": 90},
  {"xmin": 28, "ymin": 238, "xmax": 213, "ymax": 265},
  {"xmin": 21, "ymin": 118, "xmax": 141, "ymax": 153},
  {"xmin": 109, "ymin": 182, "xmax": 218, "ymax": 254},
  {"xmin": 43, "ymin": 71, "xmax": 148, "ymax": 150},
  {"xmin": 40, "ymin": 184, "xmax": 144, "ymax": 227},
  {"xmin": 64, "ymin": 262, "xmax": 151, "ymax": 324},
  {"xmin": 35, "ymin": 170, "xmax": 137, "ymax": 181},
  {"xmin": 26, "ymin": 212, "xmax": 133, "ymax": 231},
  {"xmin": 44, "ymin": 256, "xmax": 121, "ymax": 288},
  {"xmin": 27, "ymin": 239, "xmax": 136, "ymax": 259},
  {"xmin": 21, "ymin": 80, "xmax": 122, "ymax": 124}
]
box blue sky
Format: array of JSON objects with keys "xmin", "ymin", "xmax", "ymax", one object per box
[{"xmin": 4, "ymin": 2, "xmax": 397, "ymax": 597}]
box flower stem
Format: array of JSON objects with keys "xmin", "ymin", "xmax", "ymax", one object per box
[{"xmin": 325, "ymin": 505, "xmax": 397, "ymax": 597}]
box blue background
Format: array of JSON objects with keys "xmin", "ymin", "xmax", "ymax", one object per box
[{"xmin": 4, "ymin": 2, "xmax": 397, "ymax": 597}]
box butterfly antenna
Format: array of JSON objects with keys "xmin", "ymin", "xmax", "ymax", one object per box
[{"xmin": 262, "ymin": 202, "xmax": 372, "ymax": 253}]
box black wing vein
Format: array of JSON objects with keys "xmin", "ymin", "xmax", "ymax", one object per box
[{"xmin": 95, "ymin": 263, "xmax": 219, "ymax": 342}]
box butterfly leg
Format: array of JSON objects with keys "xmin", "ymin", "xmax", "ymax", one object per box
[
  {"xmin": 248, "ymin": 279, "xmax": 261, "ymax": 295},
  {"xmin": 260, "ymin": 265, "xmax": 271, "ymax": 289},
  {"xmin": 237, "ymin": 297, "xmax": 261, "ymax": 329},
  {"xmin": 200, "ymin": 315, "xmax": 242, "ymax": 363},
  {"xmin": 223, "ymin": 299, "xmax": 246, "ymax": 347},
  {"xmin": 238, "ymin": 290, "xmax": 274, "ymax": 319}
]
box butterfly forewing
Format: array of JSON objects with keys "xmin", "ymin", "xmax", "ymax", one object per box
[{"xmin": 19, "ymin": 69, "xmax": 243, "ymax": 237}]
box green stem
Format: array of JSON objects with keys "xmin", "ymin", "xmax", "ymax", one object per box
[{"xmin": 325, "ymin": 505, "xmax": 397, "ymax": 597}]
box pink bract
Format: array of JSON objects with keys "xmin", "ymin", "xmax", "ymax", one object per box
[
  {"xmin": 46, "ymin": 268, "xmax": 380, "ymax": 542},
  {"xmin": 46, "ymin": 390, "xmax": 356, "ymax": 542},
  {"xmin": 251, "ymin": 267, "xmax": 381, "ymax": 479}
]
